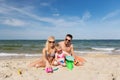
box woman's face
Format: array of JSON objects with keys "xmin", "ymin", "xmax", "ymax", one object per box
[{"xmin": 48, "ymin": 38, "xmax": 55, "ymax": 48}]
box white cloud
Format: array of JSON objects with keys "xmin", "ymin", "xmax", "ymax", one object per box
[
  {"xmin": 0, "ymin": 3, "xmax": 101, "ymax": 39},
  {"xmin": 2, "ymin": 18, "xmax": 27, "ymax": 27},
  {"xmin": 8, "ymin": 6, "xmax": 55, "ymax": 22},
  {"xmin": 6, "ymin": 5, "xmax": 86, "ymax": 27},
  {"xmin": 0, "ymin": 2, "xmax": 87, "ymax": 28},
  {"xmin": 82, "ymin": 11, "xmax": 91, "ymax": 21},
  {"xmin": 102, "ymin": 10, "xmax": 120, "ymax": 21},
  {"xmin": 40, "ymin": 2, "xmax": 50, "ymax": 7},
  {"xmin": 21, "ymin": 6, "xmax": 35, "ymax": 12},
  {"xmin": 52, "ymin": 13, "xmax": 60, "ymax": 16},
  {"xmin": 0, "ymin": 7, "xmax": 11, "ymax": 14}
]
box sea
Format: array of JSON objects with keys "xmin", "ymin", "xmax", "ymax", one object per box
[{"xmin": 0, "ymin": 40, "xmax": 120, "ymax": 58}]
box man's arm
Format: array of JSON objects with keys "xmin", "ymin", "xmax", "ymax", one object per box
[
  {"xmin": 71, "ymin": 44, "xmax": 76, "ymax": 57},
  {"xmin": 63, "ymin": 51, "xmax": 71, "ymax": 56}
]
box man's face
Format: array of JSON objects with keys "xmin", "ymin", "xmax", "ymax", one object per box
[{"xmin": 64, "ymin": 36, "xmax": 72, "ymax": 45}]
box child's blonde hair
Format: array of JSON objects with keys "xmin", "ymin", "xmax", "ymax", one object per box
[{"xmin": 55, "ymin": 43, "xmax": 61, "ymax": 50}]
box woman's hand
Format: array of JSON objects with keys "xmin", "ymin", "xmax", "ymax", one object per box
[{"xmin": 46, "ymin": 61, "xmax": 52, "ymax": 68}]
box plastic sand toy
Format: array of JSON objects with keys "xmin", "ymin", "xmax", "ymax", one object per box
[
  {"xmin": 66, "ymin": 56, "xmax": 74, "ymax": 70},
  {"xmin": 45, "ymin": 67, "xmax": 53, "ymax": 73}
]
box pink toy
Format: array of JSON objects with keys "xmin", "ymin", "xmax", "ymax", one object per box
[{"xmin": 45, "ymin": 67, "xmax": 53, "ymax": 73}]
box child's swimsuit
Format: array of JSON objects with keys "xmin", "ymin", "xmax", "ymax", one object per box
[
  {"xmin": 57, "ymin": 53, "xmax": 64, "ymax": 58},
  {"xmin": 56, "ymin": 52, "xmax": 65, "ymax": 64}
]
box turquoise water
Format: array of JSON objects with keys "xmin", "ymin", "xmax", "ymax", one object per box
[{"xmin": 0, "ymin": 40, "xmax": 120, "ymax": 57}]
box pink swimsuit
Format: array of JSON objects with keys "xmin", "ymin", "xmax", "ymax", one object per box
[
  {"xmin": 57, "ymin": 53, "xmax": 65, "ymax": 58},
  {"xmin": 56, "ymin": 52, "xmax": 65, "ymax": 64}
]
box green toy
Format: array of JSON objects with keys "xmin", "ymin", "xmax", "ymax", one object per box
[
  {"xmin": 53, "ymin": 67, "xmax": 59, "ymax": 71},
  {"xmin": 66, "ymin": 56, "xmax": 74, "ymax": 70}
]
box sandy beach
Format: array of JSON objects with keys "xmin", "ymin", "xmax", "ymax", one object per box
[{"xmin": 0, "ymin": 54, "xmax": 120, "ymax": 80}]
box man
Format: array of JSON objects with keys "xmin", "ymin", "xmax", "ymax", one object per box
[
  {"xmin": 58, "ymin": 34, "xmax": 75, "ymax": 57},
  {"xmin": 59, "ymin": 34, "xmax": 86, "ymax": 66}
]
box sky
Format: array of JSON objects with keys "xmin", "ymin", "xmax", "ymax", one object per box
[{"xmin": 0, "ymin": 0, "xmax": 120, "ymax": 40}]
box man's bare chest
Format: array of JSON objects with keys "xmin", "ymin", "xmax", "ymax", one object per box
[{"xmin": 62, "ymin": 46, "xmax": 71, "ymax": 53}]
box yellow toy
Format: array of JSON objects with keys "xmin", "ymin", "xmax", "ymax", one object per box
[{"xmin": 18, "ymin": 69, "xmax": 22, "ymax": 75}]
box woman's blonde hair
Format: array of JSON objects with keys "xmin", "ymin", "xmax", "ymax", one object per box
[{"xmin": 45, "ymin": 36, "xmax": 55, "ymax": 52}]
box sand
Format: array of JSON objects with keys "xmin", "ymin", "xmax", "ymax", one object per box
[{"xmin": 0, "ymin": 54, "xmax": 120, "ymax": 80}]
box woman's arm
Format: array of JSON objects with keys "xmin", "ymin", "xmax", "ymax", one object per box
[{"xmin": 42, "ymin": 48, "xmax": 51, "ymax": 68}]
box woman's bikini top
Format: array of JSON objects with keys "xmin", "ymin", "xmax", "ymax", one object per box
[{"xmin": 46, "ymin": 52, "xmax": 55, "ymax": 57}]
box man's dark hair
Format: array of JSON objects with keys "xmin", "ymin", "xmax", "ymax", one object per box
[{"xmin": 66, "ymin": 34, "xmax": 73, "ymax": 39}]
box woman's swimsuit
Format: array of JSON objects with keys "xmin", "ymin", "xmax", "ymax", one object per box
[
  {"xmin": 46, "ymin": 52, "xmax": 55, "ymax": 57},
  {"xmin": 45, "ymin": 52, "xmax": 55, "ymax": 64}
]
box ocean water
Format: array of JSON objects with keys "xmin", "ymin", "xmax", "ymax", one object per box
[{"xmin": 0, "ymin": 40, "xmax": 120, "ymax": 57}]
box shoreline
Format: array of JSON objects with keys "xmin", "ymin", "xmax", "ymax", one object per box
[{"xmin": 0, "ymin": 52, "xmax": 120, "ymax": 58}]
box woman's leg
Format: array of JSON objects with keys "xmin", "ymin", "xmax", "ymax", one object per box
[{"xmin": 28, "ymin": 59, "xmax": 46, "ymax": 68}]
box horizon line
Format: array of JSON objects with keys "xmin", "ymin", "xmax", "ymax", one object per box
[{"xmin": 0, "ymin": 39, "xmax": 120, "ymax": 40}]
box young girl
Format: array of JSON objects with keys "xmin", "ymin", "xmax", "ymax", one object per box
[{"xmin": 54, "ymin": 43, "xmax": 70, "ymax": 66}]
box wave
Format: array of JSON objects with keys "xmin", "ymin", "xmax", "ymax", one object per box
[
  {"xmin": 91, "ymin": 47, "xmax": 115, "ymax": 51},
  {"xmin": 74, "ymin": 50, "xmax": 110, "ymax": 54},
  {"xmin": 113, "ymin": 49, "xmax": 120, "ymax": 53},
  {"xmin": 0, "ymin": 52, "xmax": 42, "ymax": 57}
]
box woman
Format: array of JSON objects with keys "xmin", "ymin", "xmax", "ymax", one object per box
[{"xmin": 29, "ymin": 36, "xmax": 56, "ymax": 68}]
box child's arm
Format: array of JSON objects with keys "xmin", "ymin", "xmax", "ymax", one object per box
[{"xmin": 55, "ymin": 53, "xmax": 58, "ymax": 61}]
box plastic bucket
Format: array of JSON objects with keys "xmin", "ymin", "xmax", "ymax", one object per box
[
  {"xmin": 66, "ymin": 56, "xmax": 74, "ymax": 70},
  {"xmin": 66, "ymin": 60, "xmax": 73, "ymax": 70}
]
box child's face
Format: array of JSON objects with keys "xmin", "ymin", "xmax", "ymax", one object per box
[{"xmin": 56, "ymin": 48, "xmax": 62, "ymax": 54}]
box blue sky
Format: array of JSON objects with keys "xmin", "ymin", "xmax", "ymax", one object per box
[{"xmin": 0, "ymin": 0, "xmax": 120, "ymax": 39}]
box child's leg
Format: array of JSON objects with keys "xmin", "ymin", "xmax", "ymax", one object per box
[
  {"xmin": 51, "ymin": 59, "xmax": 59, "ymax": 66},
  {"xmin": 62, "ymin": 63, "xmax": 66, "ymax": 67},
  {"xmin": 52, "ymin": 60, "xmax": 59, "ymax": 66},
  {"xmin": 59, "ymin": 60, "xmax": 66, "ymax": 67}
]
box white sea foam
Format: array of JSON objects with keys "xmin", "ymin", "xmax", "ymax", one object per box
[
  {"xmin": 0, "ymin": 52, "xmax": 41, "ymax": 57},
  {"xmin": 74, "ymin": 50, "xmax": 110, "ymax": 54},
  {"xmin": 115, "ymin": 49, "xmax": 120, "ymax": 52},
  {"xmin": 25, "ymin": 54, "xmax": 41, "ymax": 57},
  {"xmin": 91, "ymin": 47, "xmax": 115, "ymax": 51},
  {"xmin": 113, "ymin": 49, "xmax": 120, "ymax": 53}
]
